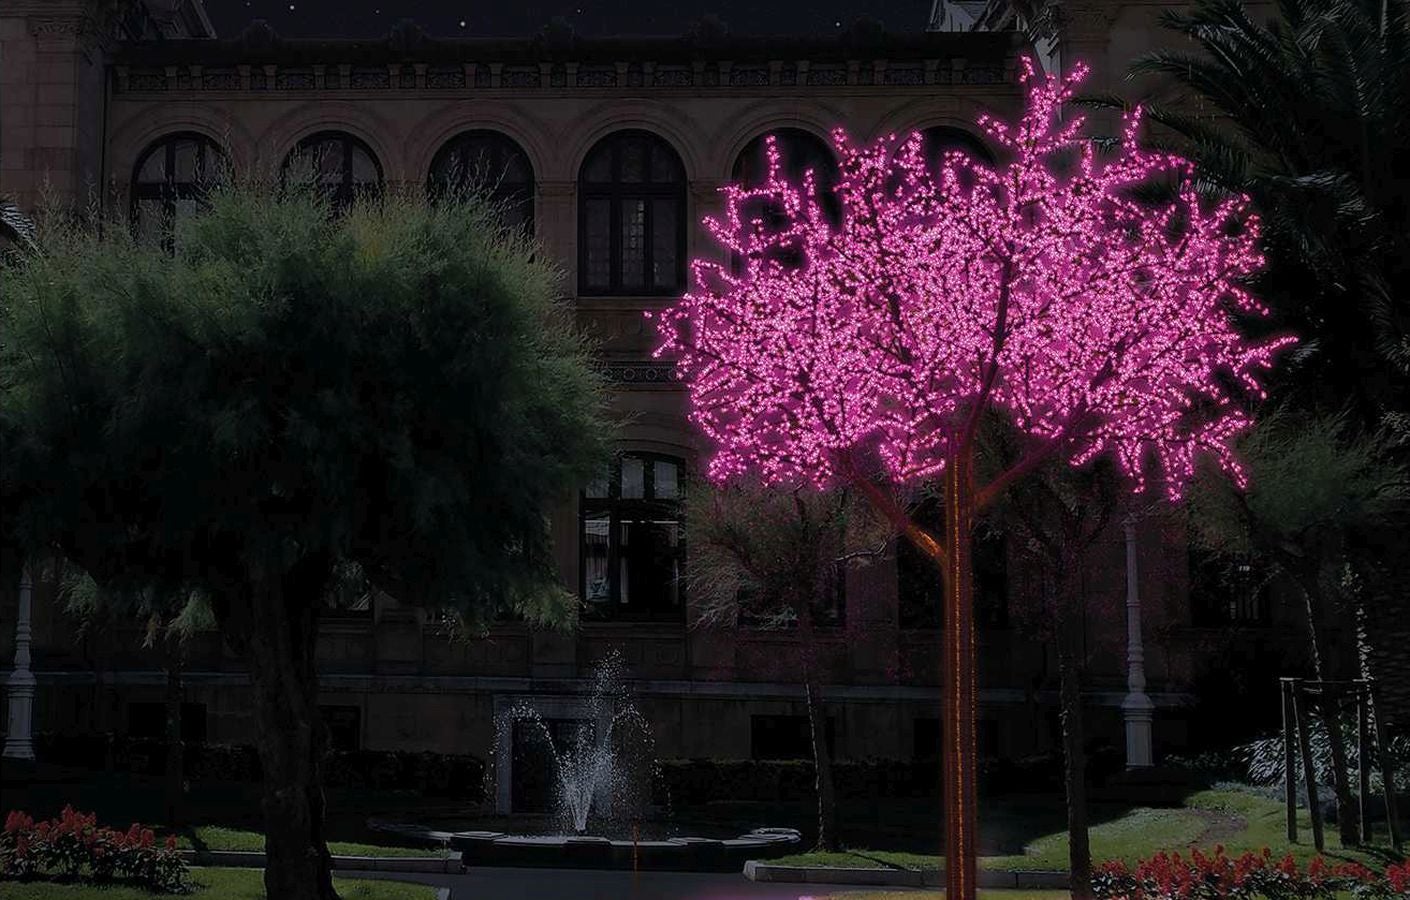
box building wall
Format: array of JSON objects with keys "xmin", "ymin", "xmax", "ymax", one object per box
[{"xmin": 0, "ymin": 5, "xmax": 1321, "ymax": 775}]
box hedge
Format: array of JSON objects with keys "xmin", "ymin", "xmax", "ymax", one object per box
[
  {"xmin": 31, "ymin": 733, "xmax": 1110, "ymax": 807},
  {"xmin": 31, "ymin": 733, "xmax": 486, "ymax": 801}
]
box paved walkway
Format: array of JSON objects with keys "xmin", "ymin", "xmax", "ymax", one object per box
[{"xmin": 356, "ymin": 867, "xmax": 925, "ymax": 899}]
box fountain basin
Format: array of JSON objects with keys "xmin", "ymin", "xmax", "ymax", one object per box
[{"xmin": 448, "ymin": 827, "xmax": 801, "ymax": 872}]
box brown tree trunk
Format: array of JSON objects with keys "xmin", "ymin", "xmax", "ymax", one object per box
[
  {"xmin": 1056, "ymin": 582, "xmax": 1092, "ymax": 900},
  {"xmin": 803, "ymin": 672, "xmax": 839, "ymax": 851},
  {"xmin": 237, "ymin": 555, "xmax": 339, "ymax": 900},
  {"xmin": 163, "ymin": 646, "xmax": 185, "ymax": 829},
  {"xmin": 942, "ymin": 455, "xmax": 978, "ymax": 900}
]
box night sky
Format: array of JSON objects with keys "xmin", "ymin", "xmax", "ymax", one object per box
[{"xmin": 205, "ymin": 1, "xmax": 936, "ymax": 39}]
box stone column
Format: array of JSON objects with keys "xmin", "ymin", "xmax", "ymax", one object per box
[
  {"xmin": 1121, "ymin": 517, "xmax": 1154, "ymax": 768},
  {"xmin": 4, "ymin": 568, "xmax": 36, "ymax": 761}
]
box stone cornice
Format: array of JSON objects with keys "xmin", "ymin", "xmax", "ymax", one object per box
[
  {"xmin": 600, "ymin": 360, "xmax": 678, "ymax": 386},
  {"xmin": 109, "ymin": 29, "xmax": 1021, "ymax": 72}
]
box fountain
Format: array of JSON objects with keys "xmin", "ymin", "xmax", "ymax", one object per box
[
  {"xmin": 495, "ymin": 650, "xmax": 655, "ymax": 834},
  {"xmin": 383, "ymin": 650, "xmax": 802, "ymax": 870}
]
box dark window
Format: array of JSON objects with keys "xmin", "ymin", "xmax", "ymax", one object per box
[
  {"xmin": 914, "ymin": 717, "xmax": 940, "ymax": 761},
  {"xmin": 126, "ymin": 702, "xmax": 207, "ymax": 743},
  {"xmin": 578, "ymin": 131, "xmax": 686, "ymax": 296},
  {"xmin": 1189, "ymin": 546, "xmax": 1270, "ymax": 626},
  {"xmin": 974, "ymin": 529, "xmax": 1009, "ymax": 627},
  {"xmin": 750, "ymin": 714, "xmax": 835, "ymax": 760},
  {"xmin": 130, "ymin": 132, "xmax": 229, "ymax": 243},
  {"xmin": 899, "ymin": 498, "xmax": 1007, "ymax": 629},
  {"xmin": 282, "ymin": 131, "xmax": 382, "ymax": 210},
  {"xmin": 914, "ymin": 716, "xmax": 996, "ymax": 760},
  {"xmin": 732, "ymin": 128, "xmax": 842, "ymax": 225},
  {"xmin": 427, "ymin": 130, "xmax": 535, "ymax": 233},
  {"xmin": 581, "ymin": 453, "xmax": 684, "ymax": 621},
  {"xmin": 320, "ymin": 705, "xmax": 362, "ymax": 751}
]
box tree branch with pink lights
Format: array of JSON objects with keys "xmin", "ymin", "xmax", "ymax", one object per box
[{"xmin": 652, "ymin": 58, "xmax": 1291, "ymax": 900}]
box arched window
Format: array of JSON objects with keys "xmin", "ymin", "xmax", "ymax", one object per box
[
  {"xmin": 281, "ymin": 131, "xmax": 382, "ymax": 210},
  {"xmin": 921, "ymin": 125, "xmax": 995, "ymax": 171},
  {"xmin": 578, "ymin": 131, "xmax": 686, "ymax": 296},
  {"xmin": 730, "ymin": 128, "xmax": 841, "ymax": 271},
  {"xmin": 427, "ymin": 130, "xmax": 535, "ymax": 233},
  {"xmin": 731, "ymin": 127, "xmax": 841, "ymax": 224},
  {"xmin": 581, "ymin": 452, "xmax": 684, "ymax": 620},
  {"xmin": 130, "ymin": 132, "xmax": 229, "ymax": 241}
]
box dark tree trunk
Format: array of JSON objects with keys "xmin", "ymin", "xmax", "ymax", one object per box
[
  {"xmin": 941, "ymin": 456, "xmax": 978, "ymax": 900},
  {"xmin": 1297, "ymin": 582, "xmax": 1362, "ymax": 846},
  {"xmin": 1056, "ymin": 582, "xmax": 1092, "ymax": 900},
  {"xmin": 1319, "ymin": 695, "xmax": 1362, "ymax": 846},
  {"xmin": 235, "ymin": 554, "xmax": 339, "ymax": 900},
  {"xmin": 163, "ymin": 646, "xmax": 185, "ymax": 829},
  {"xmin": 803, "ymin": 671, "xmax": 838, "ymax": 851}
]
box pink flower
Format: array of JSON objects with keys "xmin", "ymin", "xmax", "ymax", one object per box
[{"xmin": 654, "ymin": 57, "xmax": 1287, "ymax": 500}]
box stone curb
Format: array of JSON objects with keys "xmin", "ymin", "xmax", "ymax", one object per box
[
  {"xmin": 743, "ymin": 860, "xmax": 1069, "ymax": 889},
  {"xmin": 179, "ymin": 850, "xmax": 460, "ymax": 874}
]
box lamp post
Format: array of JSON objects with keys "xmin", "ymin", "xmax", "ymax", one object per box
[
  {"xmin": 1121, "ymin": 517, "xmax": 1154, "ymax": 768},
  {"xmin": 4, "ymin": 567, "xmax": 36, "ymax": 761}
]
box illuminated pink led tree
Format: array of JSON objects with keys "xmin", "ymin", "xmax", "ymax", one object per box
[{"xmin": 652, "ymin": 59, "xmax": 1291, "ymax": 900}]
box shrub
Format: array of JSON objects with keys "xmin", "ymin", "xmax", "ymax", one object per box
[
  {"xmin": 30, "ymin": 734, "xmax": 487, "ymax": 801},
  {"xmin": 1092, "ymin": 846, "xmax": 1408, "ymax": 900},
  {"xmin": 1239, "ymin": 727, "xmax": 1410, "ymax": 797},
  {"xmin": 1, "ymin": 806, "xmax": 191, "ymax": 894}
]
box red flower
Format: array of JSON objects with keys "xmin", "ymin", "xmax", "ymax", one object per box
[
  {"xmin": 4, "ymin": 810, "xmax": 33, "ymax": 833},
  {"xmin": 1306, "ymin": 855, "xmax": 1327, "ymax": 883},
  {"xmin": 165, "ymin": 835, "xmax": 178, "ymax": 851},
  {"xmin": 1387, "ymin": 860, "xmax": 1410, "ymax": 892}
]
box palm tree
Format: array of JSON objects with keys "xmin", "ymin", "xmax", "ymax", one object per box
[
  {"xmin": 1094, "ymin": 0, "xmax": 1410, "ymax": 423},
  {"xmin": 1090, "ymin": 0, "xmax": 1410, "ymax": 778}
]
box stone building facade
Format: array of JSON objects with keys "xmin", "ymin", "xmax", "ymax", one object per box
[{"xmin": 1, "ymin": 0, "xmax": 1311, "ymax": 803}]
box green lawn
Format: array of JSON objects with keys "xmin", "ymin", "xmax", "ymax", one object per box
[
  {"xmin": 0, "ymin": 867, "xmax": 437, "ymax": 900},
  {"xmin": 178, "ymin": 826, "xmax": 445, "ymax": 858},
  {"xmin": 771, "ymin": 787, "xmax": 1406, "ymax": 873}
]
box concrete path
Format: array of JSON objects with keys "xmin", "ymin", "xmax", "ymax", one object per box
[{"xmin": 354, "ymin": 867, "xmax": 926, "ymax": 899}]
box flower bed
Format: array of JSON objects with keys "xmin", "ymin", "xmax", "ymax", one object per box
[
  {"xmin": 1091, "ymin": 846, "xmax": 1410, "ymax": 899},
  {"xmin": 1, "ymin": 807, "xmax": 191, "ymax": 894}
]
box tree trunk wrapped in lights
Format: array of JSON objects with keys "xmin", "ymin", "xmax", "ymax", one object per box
[{"xmin": 652, "ymin": 58, "xmax": 1290, "ymax": 900}]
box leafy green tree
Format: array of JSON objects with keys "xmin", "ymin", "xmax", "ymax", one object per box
[
  {"xmin": 1, "ymin": 186, "xmax": 611, "ymax": 899},
  {"xmin": 1187, "ymin": 411, "xmax": 1409, "ymax": 844},
  {"xmin": 685, "ymin": 481, "xmax": 887, "ymax": 851}
]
